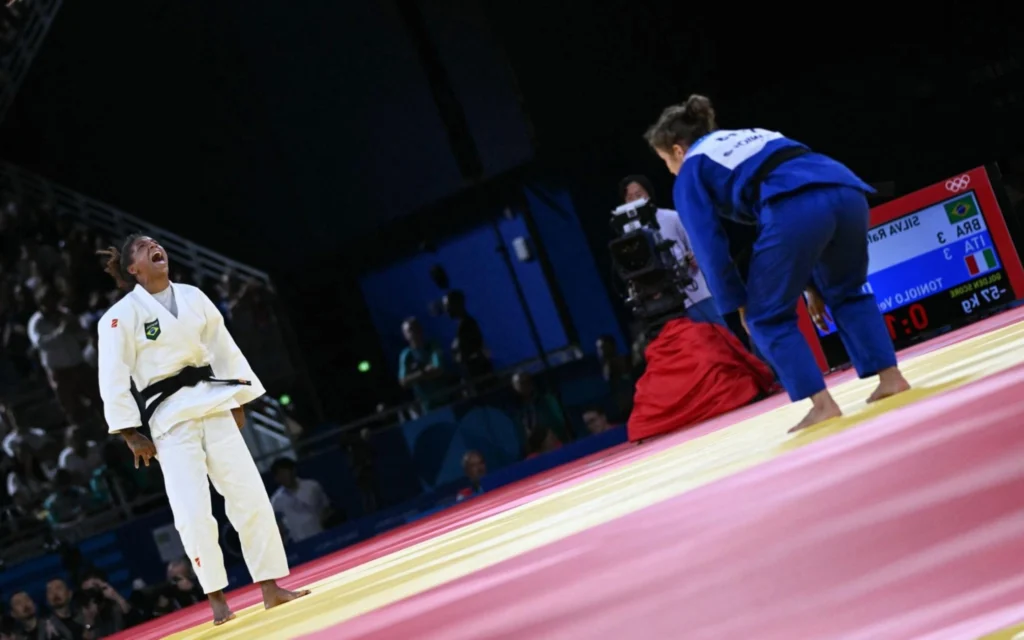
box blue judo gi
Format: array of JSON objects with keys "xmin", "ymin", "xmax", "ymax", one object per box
[{"xmin": 672, "ymin": 128, "xmax": 897, "ymax": 401}]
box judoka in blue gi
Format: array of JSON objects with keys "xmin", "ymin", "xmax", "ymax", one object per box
[{"xmin": 644, "ymin": 95, "xmax": 910, "ymax": 431}]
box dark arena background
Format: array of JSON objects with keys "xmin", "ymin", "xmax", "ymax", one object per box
[{"xmin": 1, "ymin": 1, "xmax": 1024, "ymax": 638}]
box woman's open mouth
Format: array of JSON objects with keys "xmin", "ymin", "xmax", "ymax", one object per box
[{"xmin": 151, "ymin": 250, "xmax": 166, "ymax": 265}]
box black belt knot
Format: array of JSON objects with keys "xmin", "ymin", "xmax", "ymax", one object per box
[{"xmin": 135, "ymin": 365, "xmax": 250, "ymax": 431}]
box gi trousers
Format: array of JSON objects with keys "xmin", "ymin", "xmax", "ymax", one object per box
[
  {"xmin": 154, "ymin": 411, "xmax": 288, "ymax": 593},
  {"xmin": 745, "ymin": 185, "xmax": 897, "ymax": 401}
]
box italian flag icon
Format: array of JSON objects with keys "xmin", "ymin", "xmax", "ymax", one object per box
[{"xmin": 965, "ymin": 247, "xmax": 997, "ymax": 276}]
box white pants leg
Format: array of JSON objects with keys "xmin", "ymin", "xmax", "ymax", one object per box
[
  {"xmin": 201, "ymin": 411, "xmax": 289, "ymax": 585},
  {"xmin": 154, "ymin": 420, "xmax": 229, "ymax": 593},
  {"xmin": 155, "ymin": 412, "xmax": 289, "ymax": 594}
]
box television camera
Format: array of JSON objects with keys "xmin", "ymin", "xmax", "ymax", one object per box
[{"xmin": 608, "ymin": 198, "xmax": 695, "ymax": 331}]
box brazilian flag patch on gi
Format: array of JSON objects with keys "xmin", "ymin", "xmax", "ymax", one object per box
[{"xmin": 144, "ymin": 318, "xmax": 161, "ymax": 341}]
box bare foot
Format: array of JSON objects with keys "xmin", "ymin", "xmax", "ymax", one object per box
[
  {"xmin": 789, "ymin": 390, "xmax": 842, "ymax": 433},
  {"xmin": 261, "ymin": 580, "xmax": 311, "ymax": 610},
  {"xmin": 208, "ymin": 591, "xmax": 235, "ymax": 626},
  {"xmin": 867, "ymin": 367, "xmax": 911, "ymax": 403}
]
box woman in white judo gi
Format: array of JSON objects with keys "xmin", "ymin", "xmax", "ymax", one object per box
[{"xmin": 96, "ymin": 234, "xmax": 308, "ymax": 625}]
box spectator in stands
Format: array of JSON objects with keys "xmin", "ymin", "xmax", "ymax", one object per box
[
  {"xmin": 57, "ymin": 426, "xmax": 102, "ymax": 485},
  {"xmin": 443, "ymin": 290, "xmax": 493, "ymax": 384},
  {"xmin": 44, "ymin": 580, "xmax": 86, "ymax": 640},
  {"xmin": 582, "ymin": 407, "xmax": 614, "ymax": 435},
  {"xmin": 397, "ymin": 317, "xmax": 449, "ymax": 413},
  {"xmin": 270, "ymin": 457, "xmax": 336, "ymax": 543},
  {"xmin": 456, "ymin": 451, "xmax": 487, "ymax": 502},
  {"xmin": 166, "ymin": 559, "xmax": 205, "ymax": 610},
  {"xmin": 43, "ymin": 470, "xmax": 92, "ymax": 527},
  {"xmin": 8, "ymin": 591, "xmax": 72, "ymax": 640},
  {"xmin": 511, "ymin": 371, "xmax": 569, "ymax": 457},
  {"xmin": 596, "ymin": 335, "xmax": 636, "ymax": 422},
  {"xmin": 27, "ymin": 286, "xmax": 101, "ymax": 426},
  {"xmin": 6, "ymin": 443, "xmax": 49, "ymax": 509},
  {"xmin": 1, "ymin": 405, "xmax": 50, "ymax": 458},
  {"xmin": 78, "ymin": 575, "xmax": 133, "ymax": 636}
]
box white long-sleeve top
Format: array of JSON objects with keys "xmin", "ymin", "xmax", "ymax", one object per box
[
  {"xmin": 97, "ymin": 284, "xmax": 266, "ymax": 439},
  {"xmin": 655, "ymin": 208, "xmax": 713, "ymax": 307}
]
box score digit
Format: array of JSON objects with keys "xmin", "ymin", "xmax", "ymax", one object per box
[
  {"xmin": 943, "ymin": 247, "xmax": 952, "ymax": 260},
  {"xmin": 909, "ymin": 303, "xmax": 928, "ymax": 330},
  {"xmin": 937, "ymin": 231, "xmax": 946, "ymax": 244},
  {"xmin": 884, "ymin": 314, "xmax": 898, "ymax": 340}
]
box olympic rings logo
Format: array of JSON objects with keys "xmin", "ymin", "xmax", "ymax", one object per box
[{"xmin": 945, "ymin": 175, "xmax": 971, "ymax": 192}]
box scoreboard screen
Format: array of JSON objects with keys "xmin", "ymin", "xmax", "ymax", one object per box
[{"xmin": 806, "ymin": 166, "xmax": 1024, "ymax": 370}]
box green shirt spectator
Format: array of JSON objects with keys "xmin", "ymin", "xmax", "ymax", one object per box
[{"xmin": 398, "ymin": 317, "xmax": 449, "ymax": 410}]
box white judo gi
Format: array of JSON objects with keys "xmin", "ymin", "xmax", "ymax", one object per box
[{"xmin": 97, "ymin": 283, "xmax": 289, "ymax": 593}]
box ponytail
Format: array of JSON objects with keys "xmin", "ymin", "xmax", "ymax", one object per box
[{"xmin": 96, "ymin": 233, "xmax": 143, "ymax": 291}]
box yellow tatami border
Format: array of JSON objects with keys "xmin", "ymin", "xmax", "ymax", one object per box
[{"xmin": 168, "ymin": 319, "xmax": 1024, "ymax": 639}]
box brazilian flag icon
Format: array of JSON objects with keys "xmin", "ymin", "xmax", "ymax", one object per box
[
  {"xmin": 944, "ymin": 195, "xmax": 978, "ymax": 224},
  {"xmin": 144, "ymin": 318, "xmax": 161, "ymax": 341}
]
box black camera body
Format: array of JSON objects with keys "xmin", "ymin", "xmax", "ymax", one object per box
[{"xmin": 608, "ymin": 198, "xmax": 693, "ymax": 332}]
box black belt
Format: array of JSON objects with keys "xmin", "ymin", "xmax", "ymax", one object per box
[
  {"xmin": 135, "ymin": 365, "xmax": 250, "ymax": 430},
  {"xmin": 748, "ymin": 146, "xmax": 811, "ymax": 205}
]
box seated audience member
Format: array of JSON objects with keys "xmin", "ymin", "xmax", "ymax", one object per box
[
  {"xmin": 166, "ymin": 559, "xmax": 205, "ymax": 609},
  {"xmin": 44, "ymin": 580, "xmax": 84, "ymax": 640},
  {"xmin": 595, "ymin": 335, "xmax": 636, "ymax": 421},
  {"xmin": 397, "ymin": 317, "xmax": 449, "ymax": 412},
  {"xmin": 270, "ymin": 457, "xmax": 337, "ymax": 543},
  {"xmin": 79, "ymin": 575, "xmax": 134, "ymax": 637},
  {"xmin": 456, "ymin": 450, "xmax": 487, "ymax": 502},
  {"xmin": 619, "ymin": 175, "xmax": 727, "ymax": 328},
  {"xmin": 8, "ymin": 591, "xmax": 73, "ymax": 640},
  {"xmin": 582, "ymin": 406, "xmax": 614, "ymax": 435},
  {"xmin": 512, "ymin": 371, "xmax": 570, "ymax": 453},
  {"xmin": 6, "ymin": 443, "xmax": 49, "ymax": 508},
  {"xmin": 525, "ymin": 425, "xmax": 562, "ymax": 459},
  {"xmin": 58, "ymin": 425, "xmax": 103, "ymax": 485},
  {"xmin": 1, "ymin": 406, "xmax": 51, "ymax": 458},
  {"xmin": 628, "ymin": 317, "xmax": 776, "ymax": 442},
  {"xmin": 444, "ymin": 290, "xmax": 493, "ymax": 384},
  {"xmin": 27, "ymin": 286, "xmax": 101, "ymax": 425},
  {"xmin": 43, "ymin": 470, "xmax": 92, "ymax": 527}
]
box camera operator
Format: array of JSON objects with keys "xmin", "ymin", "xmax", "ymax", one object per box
[
  {"xmin": 619, "ymin": 175, "xmax": 726, "ymax": 328},
  {"xmin": 610, "ymin": 178, "xmax": 777, "ymax": 442}
]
